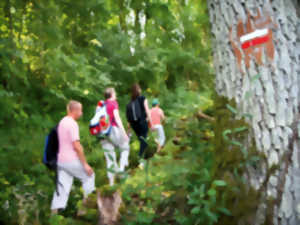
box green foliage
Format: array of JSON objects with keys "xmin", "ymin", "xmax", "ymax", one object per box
[
  {"xmin": 0, "ymin": 0, "xmax": 212, "ymax": 129},
  {"xmin": 118, "ymin": 93, "xmax": 267, "ymax": 225},
  {"xmin": 119, "ymin": 92, "xmax": 223, "ymax": 225}
]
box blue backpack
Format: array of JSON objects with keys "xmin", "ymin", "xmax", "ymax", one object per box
[
  {"xmin": 43, "ymin": 126, "xmax": 60, "ymax": 195},
  {"xmin": 43, "ymin": 126, "xmax": 59, "ymax": 170}
]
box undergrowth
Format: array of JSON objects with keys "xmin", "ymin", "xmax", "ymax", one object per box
[{"xmin": 0, "ymin": 88, "xmax": 265, "ymax": 225}]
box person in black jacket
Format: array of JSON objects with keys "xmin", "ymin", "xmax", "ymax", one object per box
[{"xmin": 126, "ymin": 83, "xmax": 153, "ymax": 160}]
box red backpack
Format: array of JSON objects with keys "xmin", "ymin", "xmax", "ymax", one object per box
[{"xmin": 89, "ymin": 101, "xmax": 112, "ymax": 138}]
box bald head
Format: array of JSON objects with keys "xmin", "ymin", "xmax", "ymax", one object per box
[
  {"xmin": 67, "ymin": 100, "xmax": 82, "ymax": 120},
  {"xmin": 67, "ymin": 100, "xmax": 81, "ymax": 112}
]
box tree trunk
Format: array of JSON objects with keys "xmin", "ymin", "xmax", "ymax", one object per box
[
  {"xmin": 207, "ymin": 0, "xmax": 300, "ymax": 224},
  {"xmin": 97, "ymin": 190, "xmax": 122, "ymax": 225}
]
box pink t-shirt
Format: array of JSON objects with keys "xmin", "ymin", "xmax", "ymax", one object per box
[
  {"xmin": 105, "ymin": 100, "xmax": 119, "ymax": 127},
  {"xmin": 57, "ymin": 116, "xmax": 80, "ymax": 163},
  {"xmin": 150, "ymin": 107, "xmax": 164, "ymax": 126}
]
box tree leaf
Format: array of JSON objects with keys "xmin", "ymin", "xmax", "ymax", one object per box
[
  {"xmin": 218, "ymin": 207, "xmax": 231, "ymax": 216},
  {"xmin": 213, "ymin": 180, "xmax": 227, "ymax": 186},
  {"xmin": 207, "ymin": 189, "xmax": 216, "ymax": 196},
  {"xmin": 226, "ymin": 104, "xmax": 237, "ymax": 114},
  {"xmin": 191, "ymin": 206, "xmax": 200, "ymax": 214}
]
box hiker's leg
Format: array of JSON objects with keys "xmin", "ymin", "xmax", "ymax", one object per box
[
  {"xmin": 104, "ymin": 148, "xmax": 118, "ymax": 185},
  {"xmin": 51, "ymin": 168, "xmax": 74, "ymax": 210},
  {"xmin": 138, "ymin": 121, "xmax": 149, "ymax": 158},
  {"xmin": 139, "ymin": 137, "xmax": 148, "ymax": 157},
  {"xmin": 64, "ymin": 160, "xmax": 96, "ymax": 198},
  {"xmin": 152, "ymin": 125, "xmax": 160, "ymax": 151},
  {"xmin": 82, "ymin": 172, "xmax": 95, "ymax": 198},
  {"xmin": 156, "ymin": 125, "xmax": 165, "ymax": 152},
  {"xmin": 131, "ymin": 121, "xmax": 148, "ymax": 158},
  {"xmin": 101, "ymin": 139, "xmax": 118, "ymax": 186},
  {"xmin": 104, "ymin": 149, "xmax": 118, "ymax": 185},
  {"xmin": 51, "ymin": 209, "xmax": 58, "ymax": 215},
  {"xmin": 110, "ymin": 126, "xmax": 130, "ymax": 172},
  {"xmin": 58, "ymin": 161, "xmax": 96, "ymax": 217},
  {"xmin": 157, "ymin": 145, "xmax": 162, "ymax": 152},
  {"xmin": 119, "ymin": 141, "xmax": 130, "ymax": 172}
]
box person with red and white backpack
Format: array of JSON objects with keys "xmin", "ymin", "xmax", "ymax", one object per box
[{"xmin": 97, "ymin": 87, "xmax": 130, "ymax": 186}]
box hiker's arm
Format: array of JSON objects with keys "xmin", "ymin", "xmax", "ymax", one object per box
[
  {"xmin": 197, "ymin": 110, "xmax": 215, "ymax": 122},
  {"xmin": 127, "ymin": 123, "xmax": 131, "ymax": 133},
  {"xmin": 161, "ymin": 110, "xmax": 166, "ymax": 121},
  {"xmin": 113, "ymin": 109, "xmax": 128, "ymax": 140},
  {"xmin": 73, "ymin": 141, "xmax": 93, "ymax": 176},
  {"xmin": 144, "ymin": 99, "xmax": 152, "ymax": 126}
]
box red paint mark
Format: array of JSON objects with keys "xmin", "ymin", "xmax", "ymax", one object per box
[{"xmin": 241, "ymin": 35, "xmax": 269, "ymax": 49}]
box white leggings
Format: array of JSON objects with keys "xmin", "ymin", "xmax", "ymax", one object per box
[
  {"xmin": 153, "ymin": 124, "xmax": 166, "ymax": 146},
  {"xmin": 51, "ymin": 160, "xmax": 95, "ymax": 210},
  {"xmin": 101, "ymin": 126, "xmax": 130, "ymax": 186}
]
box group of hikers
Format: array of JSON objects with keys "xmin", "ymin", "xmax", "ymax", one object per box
[{"xmin": 50, "ymin": 83, "xmax": 166, "ymax": 214}]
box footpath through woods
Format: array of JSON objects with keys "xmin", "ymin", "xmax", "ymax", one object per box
[
  {"xmin": 48, "ymin": 91, "xmax": 263, "ymax": 225},
  {"xmin": 51, "ymin": 90, "xmax": 216, "ymax": 225},
  {"xmin": 0, "ymin": 87, "xmax": 267, "ymax": 225}
]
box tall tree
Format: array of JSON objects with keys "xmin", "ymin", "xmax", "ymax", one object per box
[{"xmin": 207, "ymin": 0, "xmax": 300, "ymax": 224}]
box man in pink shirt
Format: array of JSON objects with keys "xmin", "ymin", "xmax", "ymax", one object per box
[
  {"xmin": 51, "ymin": 100, "xmax": 95, "ymax": 213},
  {"xmin": 150, "ymin": 99, "xmax": 166, "ymax": 152}
]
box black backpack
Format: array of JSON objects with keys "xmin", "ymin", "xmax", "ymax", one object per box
[
  {"xmin": 43, "ymin": 126, "xmax": 61, "ymax": 195},
  {"xmin": 126, "ymin": 98, "xmax": 143, "ymax": 123},
  {"xmin": 43, "ymin": 126, "xmax": 59, "ymax": 170}
]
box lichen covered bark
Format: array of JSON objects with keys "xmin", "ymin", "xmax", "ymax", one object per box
[{"xmin": 207, "ymin": 0, "xmax": 300, "ymax": 224}]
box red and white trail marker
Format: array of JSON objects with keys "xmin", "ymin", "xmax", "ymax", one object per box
[{"xmin": 240, "ymin": 28, "xmax": 269, "ymax": 49}]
